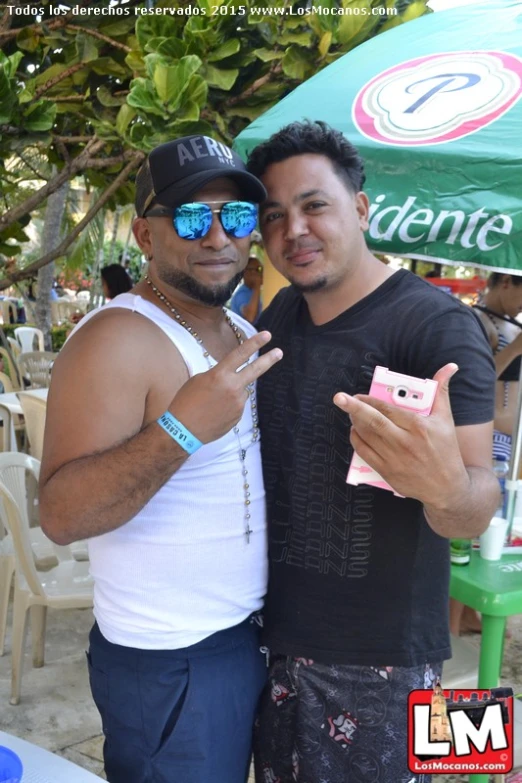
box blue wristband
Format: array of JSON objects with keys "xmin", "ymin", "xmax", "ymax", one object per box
[{"xmin": 157, "ymin": 412, "xmax": 203, "ymax": 455}]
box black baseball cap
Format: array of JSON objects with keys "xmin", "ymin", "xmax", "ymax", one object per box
[{"xmin": 135, "ymin": 136, "xmax": 267, "ymax": 217}]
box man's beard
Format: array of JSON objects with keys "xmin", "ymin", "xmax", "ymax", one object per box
[
  {"xmin": 290, "ymin": 275, "xmax": 328, "ymax": 294},
  {"xmin": 157, "ymin": 267, "xmax": 243, "ymax": 307}
]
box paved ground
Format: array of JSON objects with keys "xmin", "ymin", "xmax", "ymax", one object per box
[{"xmin": 0, "ymin": 606, "xmax": 521, "ymax": 782}]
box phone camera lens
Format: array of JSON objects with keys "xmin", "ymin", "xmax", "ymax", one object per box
[{"xmin": 397, "ymin": 388, "xmax": 408, "ymax": 399}]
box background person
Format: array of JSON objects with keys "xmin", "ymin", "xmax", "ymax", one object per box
[
  {"xmin": 450, "ymin": 272, "xmax": 522, "ymax": 636},
  {"xmin": 246, "ymin": 120, "xmax": 498, "ymax": 783},
  {"xmin": 230, "ymin": 253, "xmax": 264, "ymax": 324},
  {"xmin": 100, "ymin": 263, "xmax": 133, "ymax": 300},
  {"xmin": 474, "ymin": 273, "xmax": 522, "ymax": 457}
]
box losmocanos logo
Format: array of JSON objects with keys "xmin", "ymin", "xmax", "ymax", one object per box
[{"xmin": 353, "ymin": 51, "xmax": 522, "ymax": 146}]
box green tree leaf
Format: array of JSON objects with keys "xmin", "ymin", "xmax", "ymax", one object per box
[
  {"xmin": 127, "ymin": 77, "xmax": 166, "ymax": 117},
  {"xmin": 253, "ymin": 48, "xmax": 283, "ymax": 63},
  {"xmin": 125, "ymin": 50, "xmax": 146, "ymax": 74},
  {"xmin": 319, "ymin": 32, "xmax": 332, "ymax": 57},
  {"xmin": 99, "ymin": 17, "xmax": 137, "ymax": 36},
  {"xmin": 157, "ymin": 38, "xmax": 188, "ymax": 59},
  {"xmin": 174, "ymin": 100, "xmax": 200, "ymax": 123},
  {"xmin": 3, "ymin": 51, "xmax": 23, "ymax": 78},
  {"xmin": 143, "ymin": 53, "xmax": 202, "ymax": 112},
  {"xmin": 97, "ymin": 85, "xmax": 126, "ymax": 107},
  {"xmin": 278, "ymin": 31, "xmax": 313, "ymax": 46},
  {"xmin": 201, "ymin": 64, "xmax": 239, "ymax": 90},
  {"xmin": 144, "ymin": 37, "xmax": 169, "ymax": 54},
  {"xmin": 75, "ymin": 32, "xmax": 100, "ymax": 63},
  {"xmin": 136, "ymin": 14, "xmax": 179, "ymax": 52},
  {"xmin": 184, "ymin": 74, "xmax": 208, "ymax": 106},
  {"xmin": 282, "ymin": 46, "xmax": 311, "ymax": 80},
  {"xmin": 16, "ymin": 27, "xmax": 41, "ymax": 53},
  {"xmin": 337, "ymin": 0, "xmax": 380, "ymax": 46},
  {"xmin": 208, "ymin": 39, "xmax": 241, "ymax": 62},
  {"xmin": 116, "ymin": 104, "xmax": 137, "ymax": 136},
  {"xmin": 22, "ymin": 101, "xmax": 57, "ymax": 132},
  {"xmin": 90, "ymin": 57, "xmax": 129, "ymax": 78},
  {"xmin": 0, "ymin": 68, "xmax": 18, "ymax": 124}
]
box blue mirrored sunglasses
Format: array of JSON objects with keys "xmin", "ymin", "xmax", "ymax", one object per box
[{"xmin": 145, "ymin": 201, "xmax": 258, "ymax": 240}]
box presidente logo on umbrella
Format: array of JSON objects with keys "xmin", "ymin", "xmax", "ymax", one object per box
[{"xmin": 353, "ymin": 51, "xmax": 522, "ymax": 146}]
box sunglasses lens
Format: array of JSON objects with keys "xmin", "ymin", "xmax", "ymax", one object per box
[
  {"xmin": 221, "ymin": 202, "xmax": 258, "ymax": 238},
  {"xmin": 173, "ymin": 204, "xmax": 213, "ymax": 240}
]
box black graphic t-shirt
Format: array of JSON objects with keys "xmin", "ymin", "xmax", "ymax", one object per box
[{"xmin": 257, "ymin": 269, "xmax": 495, "ymax": 666}]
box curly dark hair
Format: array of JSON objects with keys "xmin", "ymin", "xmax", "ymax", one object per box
[{"xmin": 246, "ymin": 120, "xmax": 366, "ymax": 194}]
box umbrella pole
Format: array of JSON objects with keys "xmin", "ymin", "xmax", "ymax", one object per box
[{"xmin": 505, "ymin": 364, "xmax": 522, "ymax": 542}]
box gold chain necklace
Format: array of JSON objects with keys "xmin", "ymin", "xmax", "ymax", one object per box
[{"xmin": 145, "ymin": 274, "xmax": 259, "ymax": 543}]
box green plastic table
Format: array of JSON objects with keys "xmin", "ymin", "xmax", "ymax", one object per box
[{"xmin": 450, "ymin": 549, "xmax": 522, "ymax": 783}]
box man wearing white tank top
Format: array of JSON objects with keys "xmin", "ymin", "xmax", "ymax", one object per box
[{"xmin": 40, "ymin": 136, "xmax": 283, "ymax": 783}]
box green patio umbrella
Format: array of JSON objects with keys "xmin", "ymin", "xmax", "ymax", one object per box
[{"xmin": 234, "ymin": 0, "xmax": 522, "ymax": 274}]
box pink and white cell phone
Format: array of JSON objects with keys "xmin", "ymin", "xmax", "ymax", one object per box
[{"xmin": 346, "ymin": 366, "xmax": 438, "ymax": 495}]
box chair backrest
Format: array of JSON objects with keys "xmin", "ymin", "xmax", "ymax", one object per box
[
  {"xmin": 14, "ymin": 327, "xmax": 45, "ymax": 353},
  {"xmin": 0, "ymin": 371, "xmax": 13, "ymax": 394},
  {"xmin": 0, "ymin": 403, "xmax": 13, "ymax": 452},
  {"xmin": 0, "ymin": 300, "xmax": 17, "ymax": 325},
  {"xmin": 0, "ymin": 347, "xmax": 22, "ymax": 390},
  {"xmin": 0, "ymin": 452, "xmax": 45, "ymax": 597},
  {"xmin": 51, "ymin": 300, "xmax": 83, "ymax": 325},
  {"xmin": 62, "ymin": 301, "xmax": 81, "ymax": 319},
  {"xmin": 7, "ymin": 337, "xmax": 21, "ymax": 360},
  {"xmin": 17, "ymin": 393, "xmax": 47, "ymax": 460},
  {"xmin": 17, "ymin": 351, "xmax": 57, "ymax": 389}
]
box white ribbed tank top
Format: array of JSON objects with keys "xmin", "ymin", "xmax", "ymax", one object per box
[{"xmin": 72, "ymin": 293, "xmax": 267, "ymax": 649}]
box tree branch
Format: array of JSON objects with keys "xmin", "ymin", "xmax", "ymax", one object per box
[
  {"xmin": 65, "ymin": 24, "xmax": 132, "ymax": 53},
  {"xmin": 226, "ymin": 62, "xmax": 283, "ymax": 107},
  {"xmin": 32, "ymin": 62, "xmax": 86, "ymax": 101},
  {"xmin": 52, "ymin": 135, "xmax": 93, "ymax": 143},
  {"xmin": 0, "ymin": 152, "xmax": 145, "ymax": 290},
  {"xmin": 17, "ymin": 153, "xmax": 49, "ymax": 182},
  {"xmin": 54, "ymin": 136, "xmax": 70, "ymax": 166},
  {"xmin": 40, "ymin": 94, "xmax": 89, "ymax": 102},
  {"xmin": 0, "ymin": 138, "xmax": 105, "ymax": 232},
  {"xmin": 0, "ymin": 0, "xmax": 18, "ymax": 34},
  {"xmin": 0, "ymin": 125, "xmax": 21, "ymax": 135},
  {"xmin": 87, "ymin": 150, "xmax": 141, "ymax": 169},
  {"xmin": 0, "ymin": 15, "xmax": 67, "ymax": 42}
]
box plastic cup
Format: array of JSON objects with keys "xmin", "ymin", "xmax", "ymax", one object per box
[
  {"xmin": 480, "ymin": 516, "xmax": 509, "ymax": 561},
  {"xmin": 0, "ymin": 746, "xmax": 23, "ymax": 783}
]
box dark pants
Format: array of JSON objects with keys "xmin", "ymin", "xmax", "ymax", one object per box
[
  {"xmin": 254, "ymin": 655, "xmax": 443, "ymax": 783},
  {"xmin": 87, "ymin": 617, "xmax": 267, "ymax": 783}
]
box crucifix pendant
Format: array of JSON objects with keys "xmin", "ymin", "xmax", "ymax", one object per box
[
  {"xmin": 245, "ymin": 525, "xmax": 253, "ymax": 543},
  {"xmin": 240, "ymin": 449, "xmax": 246, "ymax": 461}
]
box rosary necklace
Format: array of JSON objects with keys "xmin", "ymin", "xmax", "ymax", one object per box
[{"xmin": 145, "ymin": 274, "xmax": 259, "ymax": 543}]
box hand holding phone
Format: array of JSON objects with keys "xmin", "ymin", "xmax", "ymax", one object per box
[{"xmin": 346, "ymin": 367, "xmax": 438, "ymax": 495}]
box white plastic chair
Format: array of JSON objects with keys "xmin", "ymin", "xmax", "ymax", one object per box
[
  {"xmin": 51, "ymin": 300, "xmax": 84, "ymax": 325},
  {"xmin": 16, "ymin": 392, "xmax": 46, "ymax": 460},
  {"xmin": 7, "ymin": 337, "xmax": 21, "ymax": 361},
  {"xmin": 0, "ymin": 347, "xmax": 22, "ymax": 391},
  {"xmin": 0, "ymin": 402, "xmax": 13, "ymax": 452},
  {"xmin": 0, "ymin": 300, "xmax": 17, "ymax": 325},
  {"xmin": 0, "ymin": 453, "xmax": 93, "ymax": 704},
  {"xmin": 0, "ymin": 373, "xmax": 25, "ymax": 450},
  {"xmin": 0, "ymin": 454, "xmax": 61, "ymax": 659},
  {"xmin": 14, "ymin": 327, "xmax": 45, "ymax": 353},
  {"xmin": 17, "ymin": 351, "xmax": 57, "ymax": 389},
  {"xmin": 0, "ymin": 453, "xmax": 88, "ymax": 657}
]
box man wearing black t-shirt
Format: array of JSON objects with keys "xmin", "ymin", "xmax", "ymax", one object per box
[{"xmin": 246, "ymin": 121, "xmax": 499, "ymax": 783}]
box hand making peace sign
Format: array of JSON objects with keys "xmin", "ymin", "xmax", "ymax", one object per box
[{"xmin": 169, "ymin": 331, "xmax": 282, "ymax": 444}]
